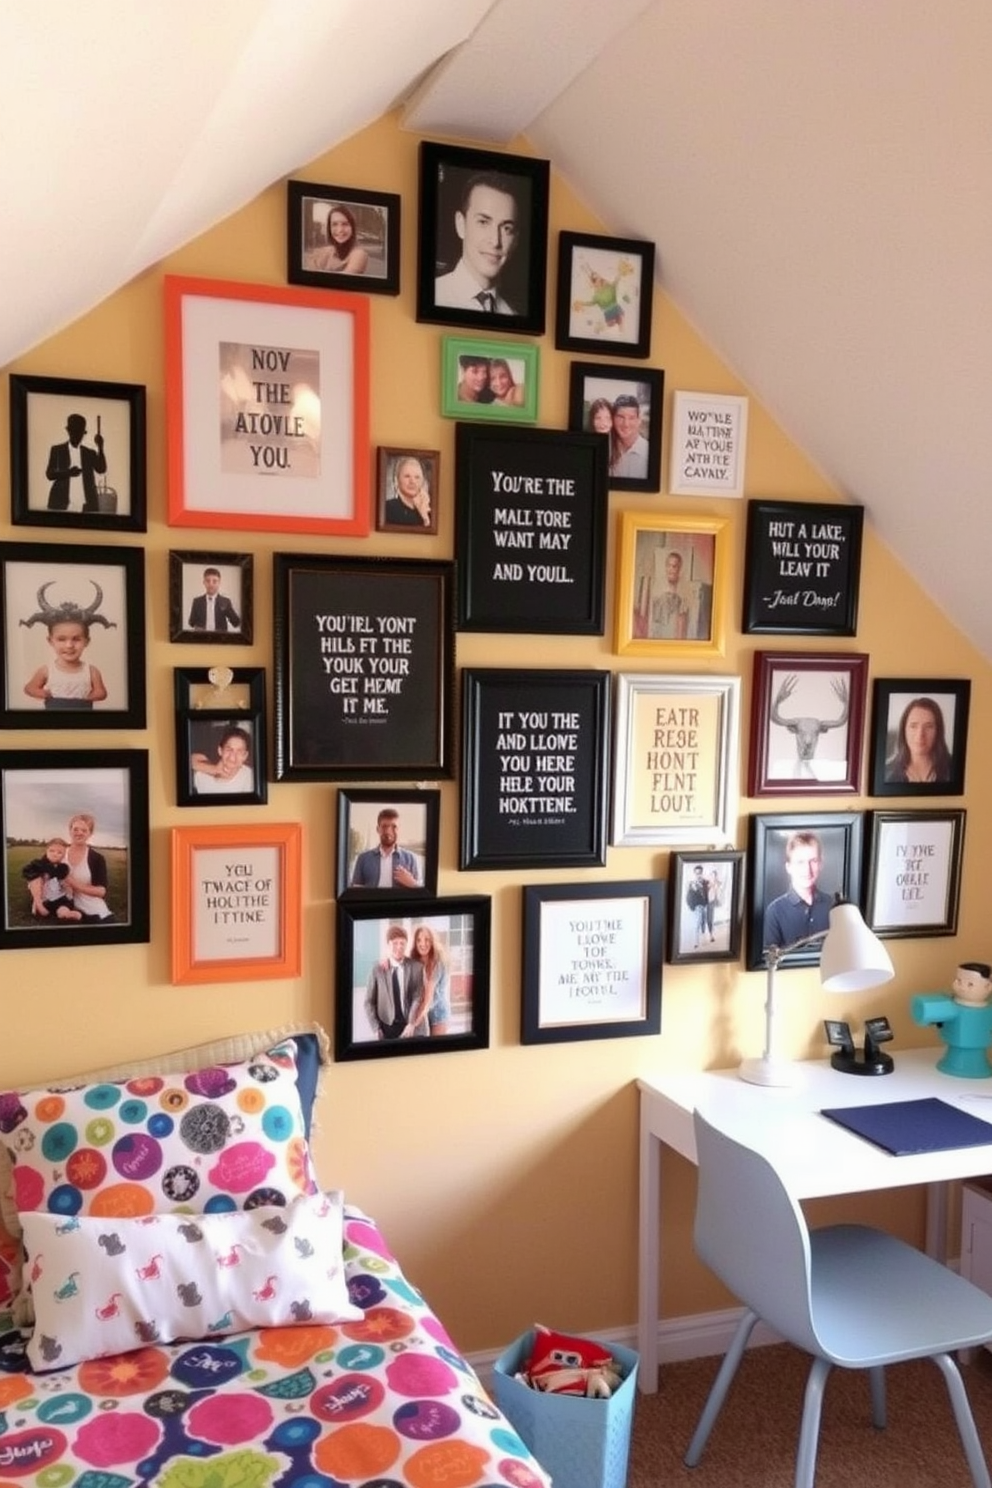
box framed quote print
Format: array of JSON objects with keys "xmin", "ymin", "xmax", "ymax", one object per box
[
  {"xmin": 742, "ymin": 499, "xmax": 864, "ymax": 636},
  {"xmin": 171, "ymin": 822, "xmax": 301, "ymax": 984},
  {"xmin": 863, "ymin": 809, "xmax": 965, "ymax": 939},
  {"xmin": 521, "ymin": 880, "xmax": 664, "ymax": 1045},
  {"xmin": 273, "ymin": 553, "xmax": 455, "ymax": 781},
  {"xmin": 164, "ymin": 275, "xmax": 370, "ymax": 537},
  {"xmin": 454, "ymin": 423, "xmax": 608, "ymax": 634},
  {"xmin": 611, "ymin": 673, "xmax": 741, "ymax": 847},
  {"xmin": 460, "ymin": 668, "xmax": 611, "ymax": 870}
]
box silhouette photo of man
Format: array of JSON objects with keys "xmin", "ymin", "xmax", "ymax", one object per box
[{"xmin": 46, "ymin": 413, "xmax": 107, "ymax": 512}]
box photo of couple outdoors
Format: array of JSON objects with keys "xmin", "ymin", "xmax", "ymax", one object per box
[
  {"xmin": 3, "ymin": 769, "xmax": 130, "ymax": 931},
  {"xmin": 582, "ymin": 382, "xmax": 654, "ymax": 481},
  {"xmin": 352, "ymin": 915, "xmax": 476, "ymax": 1044},
  {"xmin": 681, "ymin": 862, "xmax": 730, "ymax": 953}
]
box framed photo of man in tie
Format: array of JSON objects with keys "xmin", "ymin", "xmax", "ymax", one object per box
[
  {"xmin": 169, "ymin": 550, "xmax": 253, "ymax": 645},
  {"xmin": 416, "ymin": 141, "xmax": 550, "ymax": 336}
]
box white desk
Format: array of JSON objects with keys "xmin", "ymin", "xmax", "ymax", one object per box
[{"xmin": 638, "ymin": 1048, "xmax": 992, "ymax": 1394}]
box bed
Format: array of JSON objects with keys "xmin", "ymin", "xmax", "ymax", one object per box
[{"xmin": 0, "ymin": 1024, "xmax": 552, "ymax": 1487}]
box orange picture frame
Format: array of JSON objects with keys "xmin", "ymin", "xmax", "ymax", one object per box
[
  {"xmin": 165, "ymin": 275, "xmax": 370, "ymax": 536},
  {"xmin": 171, "ymin": 822, "xmax": 302, "ymax": 984}
]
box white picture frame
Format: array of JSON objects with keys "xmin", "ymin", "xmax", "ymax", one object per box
[
  {"xmin": 611, "ymin": 673, "xmax": 741, "ymax": 847},
  {"xmin": 669, "ymin": 390, "xmax": 748, "ymax": 498}
]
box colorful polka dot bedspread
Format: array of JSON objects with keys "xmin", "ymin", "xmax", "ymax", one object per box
[{"xmin": 0, "ymin": 1208, "xmax": 552, "ymax": 1488}]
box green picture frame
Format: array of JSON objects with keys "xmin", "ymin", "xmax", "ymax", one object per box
[{"xmin": 440, "ymin": 337, "xmax": 539, "ymax": 423}]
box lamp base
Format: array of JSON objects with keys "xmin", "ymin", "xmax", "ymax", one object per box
[
  {"xmin": 830, "ymin": 1049, "xmax": 894, "ymax": 1076},
  {"xmin": 738, "ymin": 1056, "xmax": 803, "ymax": 1087}
]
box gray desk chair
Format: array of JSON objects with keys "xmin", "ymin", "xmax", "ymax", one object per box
[{"xmin": 685, "ymin": 1108, "xmax": 992, "ymax": 1488}]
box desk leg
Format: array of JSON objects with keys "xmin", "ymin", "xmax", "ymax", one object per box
[
  {"xmin": 638, "ymin": 1102, "xmax": 660, "ymax": 1394},
  {"xmin": 925, "ymin": 1180, "xmax": 948, "ymax": 1261}
]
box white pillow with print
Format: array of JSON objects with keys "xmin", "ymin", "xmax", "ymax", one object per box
[{"xmin": 23, "ymin": 1189, "xmax": 361, "ymax": 1371}]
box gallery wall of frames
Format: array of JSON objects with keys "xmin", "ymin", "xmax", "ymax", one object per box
[
  {"xmin": 3, "ymin": 108, "xmax": 989, "ymax": 1353},
  {"xmin": 0, "ymin": 121, "xmax": 984, "ymax": 1063}
]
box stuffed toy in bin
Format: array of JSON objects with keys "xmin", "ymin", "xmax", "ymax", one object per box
[{"xmin": 522, "ymin": 1325, "xmax": 623, "ymax": 1398}]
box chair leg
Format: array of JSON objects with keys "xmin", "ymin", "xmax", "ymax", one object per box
[
  {"xmin": 684, "ymin": 1309, "xmax": 760, "ymax": 1467},
  {"xmin": 930, "ymin": 1352, "xmax": 992, "ymax": 1488},
  {"xmin": 794, "ymin": 1356, "xmax": 832, "ymax": 1488},
  {"xmin": 868, "ymin": 1365, "xmax": 886, "ymax": 1429}
]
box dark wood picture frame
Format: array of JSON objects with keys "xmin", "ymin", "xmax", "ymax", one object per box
[
  {"xmin": 286, "ymin": 179, "xmax": 401, "ymax": 295},
  {"xmin": 454, "ymin": 423, "xmax": 608, "ymax": 634},
  {"xmin": 567, "ymin": 361, "xmax": 663, "ymax": 492},
  {"xmin": 521, "ymin": 880, "xmax": 664, "ymax": 1045},
  {"xmin": 747, "ymin": 810, "xmax": 864, "ymax": 971},
  {"xmin": 169, "ymin": 550, "xmax": 254, "ymax": 644},
  {"xmin": 9, "ymin": 373, "xmax": 147, "ymax": 533},
  {"xmin": 335, "ymin": 895, "xmax": 491, "ymax": 1061},
  {"xmin": 0, "ymin": 748, "xmax": 150, "ymax": 950},
  {"xmin": 668, "ymin": 850, "xmax": 745, "ymax": 965},
  {"xmin": 173, "ymin": 667, "xmax": 267, "ymax": 808},
  {"xmin": 863, "ymin": 808, "xmax": 966, "ymax": 939},
  {"xmin": 460, "ymin": 668, "xmax": 611, "ymax": 871},
  {"xmin": 748, "ymin": 651, "xmax": 869, "ymax": 797},
  {"xmin": 555, "ymin": 230, "xmax": 655, "ymax": 358},
  {"xmin": 742, "ymin": 499, "xmax": 864, "ymax": 636},
  {"xmin": 375, "ymin": 448, "xmax": 439, "ymax": 536},
  {"xmin": 416, "ymin": 140, "xmax": 550, "ymax": 336},
  {"xmin": 337, "ymin": 787, "xmax": 440, "ymax": 899},
  {"xmin": 0, "ymin": 541, "xmax": 145, "ymax": 730},
  {"xmin": 273, "ymin": 553, "xmax": 455, "ymax": 781},
  {"xmin": 868, "ymin": 678, "xmax": 970, "ymax": 797}
]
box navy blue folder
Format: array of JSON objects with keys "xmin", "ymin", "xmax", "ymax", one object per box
[{"xmin": 820, "ymin": 1096, "xmax": 992, "ymax": 1156}]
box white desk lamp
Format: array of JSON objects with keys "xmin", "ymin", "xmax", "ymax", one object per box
[{"xmin": 739, "ymin": 898, "xmax": 895, "ymax": 1087}]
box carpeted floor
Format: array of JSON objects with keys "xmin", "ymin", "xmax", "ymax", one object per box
[{"xmin": 627, "ymin": 1342, "xmax": 992, "ymax": 1487}]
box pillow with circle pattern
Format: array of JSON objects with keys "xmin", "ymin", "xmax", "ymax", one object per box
[{"xmin": 0, "ymin": 1036, "xmax": 318, "ymax": 1321}]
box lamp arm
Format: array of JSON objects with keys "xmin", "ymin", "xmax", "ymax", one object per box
[{"xmin": 761, "ymin": 929, "xmax": 829, "ymax": 1063}]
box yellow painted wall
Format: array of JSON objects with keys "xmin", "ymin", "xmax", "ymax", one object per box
[{"xmin": 2, "ymin": 111, "xmax": 990, "ymax": 1351}]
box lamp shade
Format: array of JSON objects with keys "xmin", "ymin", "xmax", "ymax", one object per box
[{"xmin": 819, "ymin": 901, "xmax": 894, "ymax": 992}]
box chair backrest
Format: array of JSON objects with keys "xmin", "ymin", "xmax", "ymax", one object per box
[{"xmin": 692, "ymin": 1107, "xmax": 820, "ymax": 1355}]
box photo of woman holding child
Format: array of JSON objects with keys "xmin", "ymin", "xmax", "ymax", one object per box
[{"xmin": 0, "ymin": 752, "xmax": 150, "ymax": 949}]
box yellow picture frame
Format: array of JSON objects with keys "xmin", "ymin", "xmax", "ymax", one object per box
[{"xmin": 613, "ymin": 510, "xmax": 731, "ymax": 659}]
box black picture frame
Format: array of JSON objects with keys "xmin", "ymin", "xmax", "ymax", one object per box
[
  {"xmin": 521, "ymin": 880, "xmax": 664, "ymax": 1045},
  {"xmin": 454, "ymin": 424, "xmax": 608, "ymax": 634},
  {"xmin": 335, "ymin": 895, "xmax": 491, "ymax": 1061},
  {"xmin": 375, "ymin": 448, "xmax": 439, "ymax": 536},
  {"xmin": 868, "ymin": 678, "xmax": 970, "ymax": 797},
  {"xmin": 668, "ymin": 850, "xmax": 745, "ymax": 965},
  {"xmin": 460, "ymin": 668, "xmax": 611, "ymax": 871},
  {"xmin": 273, "ymin": 553, "xmax": 455, "ymax": 781},
  {"xmin": 9, "ymin": 373, "xmax": 147, "ymax": 533},
  {"xmin": 0, "ymin": 541, "xmax": 146, "ymax": 730},
  {"xmin": 748, "ymin": 651, "xmax": 869, "ymax": 797},
  {"xmin": 173, "ymin": 667, "xmax": 267, "ymax": 808},
  {"xmin": 555, "ymin": 230, "xmax": 655, "ymax": 358},
  {"xmin": 742, "ymin": 500, "xmax": 864, "ymax": 636},
  {"xmin": 416, "ymin": 140, "xmax": 550, "ymax": 336},
  {"xmin": 567, "ymin": 361, "xmax": 663, "ymax": 492},
  {"xmin": 0, "ymin": 748, "xmax": 150, "ymax": 950},
  {"xmin": 747, "ymin": 810, "xmax": 864, "ymax": 971},
  {"xmin": 337, "ymin": 787, "xmax": 440, "ymax": 899},
  {"xmin": 169, "ymin": 550, "xmax": 254, "ymax": 644},
  {"xmin": 286, "ymin": 179, "xmax": 401, "ymax": 296},
  {"xmin": 863, "ymin": 808, "xmax": 966, "ymax": 939}
]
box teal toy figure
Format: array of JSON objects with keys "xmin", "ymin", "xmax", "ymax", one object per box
[{"xmin": 911, "ymin": 961, "xmax": 992, "ymax": 1078}]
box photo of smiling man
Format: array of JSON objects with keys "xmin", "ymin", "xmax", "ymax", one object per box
[{"xmin": 434, "ymin": 171, "xmax": 523, "ymax": 316}]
